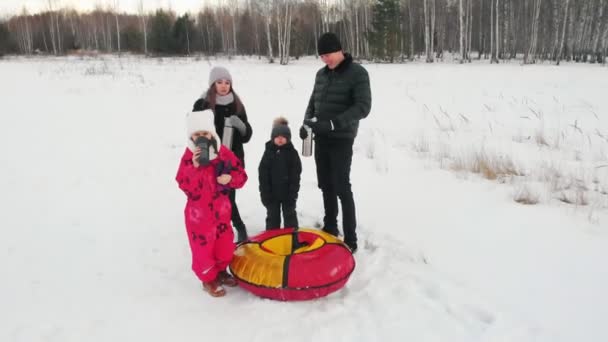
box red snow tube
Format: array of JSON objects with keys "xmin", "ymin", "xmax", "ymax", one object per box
[{"xmin": 229, "ymin": 228, "xmax": 355, "ymax": 301}]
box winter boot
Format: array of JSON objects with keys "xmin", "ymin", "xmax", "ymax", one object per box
[
  {"xmin": 217, "ymin": 270, "xmax": 238, "ymax": 287},
  {"xmin": 345, "ymin": 240, "xmax": 358, "ymax": 254},
  {"xmin": 321, "ymin": 226, "xmax": 339, "ymax": 237},
  {"xmin": 202, "ymin": 280, "xmax": 226, "ymax": 297}
]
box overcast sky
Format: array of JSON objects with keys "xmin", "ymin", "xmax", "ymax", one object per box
[{"xmin": 0, "ymin": 0, "xmax": 211, "ymax": 16}]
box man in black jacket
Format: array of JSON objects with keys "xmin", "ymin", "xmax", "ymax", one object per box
[{"xmin": 300, "ymin": 32, "xmax": 372, "ymax": 253}]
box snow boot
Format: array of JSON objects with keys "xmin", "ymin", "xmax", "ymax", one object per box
[
  {"xmin": 321, "ymin": 226, "xmax": 339, "ymax": 237},
  {"xmin": 217, "ymin": 270, "xmax": 238, "ymax": 287},
  {"xmin": 345, "ymin": 240, "xmax": 358, "ymax": 254},
  {"xmin": 202, "ymin": 280, "xmax": 226, "ymax": 297}
]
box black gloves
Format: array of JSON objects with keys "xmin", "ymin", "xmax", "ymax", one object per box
[
  {"xmin": 304, "ymin": 119, "xmax": 333, "ymax": 136},
  {"xmin": 299, "ymin": 125, "xmax": 309, "ymax": 139}
]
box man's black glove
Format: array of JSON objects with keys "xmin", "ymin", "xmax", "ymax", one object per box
[
  {"xmin": 304, "ymin": 119, "xmax": 333, "ymax": 135},
  {"xmin": 299, "ymin": 125, "xmax": 309, "ymax": 140}
]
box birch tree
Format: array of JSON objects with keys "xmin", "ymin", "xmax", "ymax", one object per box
[
  {"xmin": 113, "ymin": 0, "xmax": 121, "ymax": 54},
  {"xmin": 138, "ymin": 0, "xmax": 147, "ymax": 55},
  {"xmin": 259, "ymin": 0, "xmax": 274, "ymax": 62},
  {"xmin": 423, "ymin": 0, "xmax": 435, "ymax": 62},
  {"xmin": 556, "ymin": 0, "xmax": 570, "ymax": 65},
  {"xmin": 276, "ymin": 0, "xmax": 293, "ymax": 65},
  {"xmin": 524, "ymin": 0, "xmax": 542, "ymax": 64}
]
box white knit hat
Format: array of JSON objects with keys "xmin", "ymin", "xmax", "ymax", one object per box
[
  {"xmin": 208, "ymin": 66, "xmax": 232, "ymax": 86},
  {"xmin": 185, "ymin": 110, "xmax": 221, "ymax": 154}
]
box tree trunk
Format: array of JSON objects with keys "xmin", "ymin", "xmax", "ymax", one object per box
[
  {"xmin": 552, "ymin": 0, "xmax": 561, "ymax": 59},
  {"xmin": 47, "ymin": 1, "xmax": 57, "ymax": 55},
  {"xmin": 265, "ymin": 16, "xmax": 273, "ymax": 63},
  {"xmin": 424, "ymin": 0, "xmax": 430, "ymax": 61},
  {"xmin": 495, "ymin": 0, "xmax": 500, "ymax": 62},
  {"xmin": 525, "ymin": 0, "xmax": 542, "ymax": 64},
  {"xmin": 557, "ymin": 0, "xmax": 570, "ymax": 65},
  {"xmin": 479, "ymin": 0, "xmax": 484, "ymax": 59},
  {"xmin": 467, "ymin": 0, "xmax": 473, "ymax": 61},
  {"xmin": 408, "ymin": 0, "xmax": 415, "ymax": 60},
  {"xmin": 490, "ymin": 0, "xmax": 495, "ymax": 62},
  {"xmin": 139, "ymin": 0, "xmax": 147, "ymax": 55},
  {"xmin": 231, "ymin": 0, "xmax": 238, "ymax": 54},
  {"xmin": 602, "ymin": 4, "xmax": 608, "ymax": 64},
  {"xmin": 41, "ymin": 22, "xmax": 49, "ymax": 53},
  {"xmin": 115, "ymin": 13, "xmax": 121, "ymax": 54},
  {"xmin": 459, "ymin": 0, "xmax": 465, "ymax": 62},
  {"xmin": 592, "ymin": 0, "xmax": 605, "ymax": 58},
  {"xmin": 355, "ymin": 1, "xmax": 360, "ymax": 58},
  {"xmin": 430, "ymin": 0, "xmax": 435, "ymax": 61},
  {"xmin": 56, "ymin": 9, "xmax": 62, "ymax": 53}
]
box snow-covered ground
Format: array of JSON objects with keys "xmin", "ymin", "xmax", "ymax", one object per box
[{"xmin": 1, "ymin": 55, "xmax": 607, "ymax": 342}]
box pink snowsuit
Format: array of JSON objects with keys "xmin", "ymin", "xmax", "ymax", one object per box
[{"xmin": 176, "ymin": 146, "xmax": 248, "ymax": 283}]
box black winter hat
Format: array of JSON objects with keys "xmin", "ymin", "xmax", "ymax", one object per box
[{"xmin": 317, "ymin": 32, "xmax": 342, "ymax": 55}]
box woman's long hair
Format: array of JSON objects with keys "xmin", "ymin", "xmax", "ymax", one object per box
[{"xmin": 205, "ymin": 84, "xmax": 245, "ymax": 114}]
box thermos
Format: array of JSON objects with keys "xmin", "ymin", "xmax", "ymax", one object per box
[
  {"xmin": 194, "ymin": 136, "xmax": 211, "ymax": 166},
  {"xmin": 222, "ymin": 117, "xmax": 234, "ymax": 149},
  {"xmin": 301, "ymin": 118, "xmax": 315, "ymax": 157}
]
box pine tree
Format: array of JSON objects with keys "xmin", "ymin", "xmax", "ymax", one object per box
[
  {"xmin": 370, "ymin": 0, "xmax": 400, "ymax": 61},
  {"xmin": 148, "ymin": 10, "xmax": 174, "ymax": 54},
  {"xmin": 173, "ymin": 14, "xmax": 195, "ymax": 55},
  {"xmin": 0, "ymin": 22, "xmax": 17, "ymax": 55}
]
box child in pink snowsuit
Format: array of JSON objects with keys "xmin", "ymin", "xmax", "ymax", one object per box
[{"xmin": 176, "ymin": 109, "xmax": 248, "ymax": 297}]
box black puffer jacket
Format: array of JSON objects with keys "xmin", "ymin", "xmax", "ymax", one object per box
[
  {"xmin": 192, "ymin": 96, "xmax": 253, "ymax": 165},
  {"xmin": 258, "ymin": 141, "xmax": 302, "ymax": 203},
  {"xmin": 304, "ymin": 53, "xmax": 372, "ymax": 140}
]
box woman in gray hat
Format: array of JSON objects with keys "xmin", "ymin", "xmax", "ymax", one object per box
[{"xmin": 193, "ymin": 66, "xmax": 252, "ymax": 243}]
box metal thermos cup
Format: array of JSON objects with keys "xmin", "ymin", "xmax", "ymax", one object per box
[
  {"xmin": 222, "ymin": 117, "xmax": 234, "ymax": 149},
  {"xmin": 302, "ymin": 125, "xmax": 313, "ymax": 157},
  {"xmin": 194, "ymin": 136, "xmax": 211, "ymax": 166}
]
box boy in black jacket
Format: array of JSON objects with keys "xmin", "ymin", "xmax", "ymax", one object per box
[{"xmin": 258, "ymin": 118, "xmax": 302, "ymax": 230}]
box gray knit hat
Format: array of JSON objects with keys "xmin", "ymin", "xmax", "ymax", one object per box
[
  {"xmin": 271, "ymin": 125, "xmax": 291, "ymax": 141},
  {"xmin": 271, "ymin": 117, "xmax": 291, "ymax": 141},
  {"xmin": 208, "ymin": 66, "xmax": 232, "ymax": 86}
]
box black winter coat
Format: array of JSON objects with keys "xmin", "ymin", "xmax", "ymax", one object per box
[
  {"xmin": 304, "ymin": 53, "xmax": 372, "ymax": 140},
  {"xmin": 192, "ymin": 96, "xmax": 253, "ymax": 165},
  {"xmin": 258, "ymin": 141, "xmax": 302, "ymax": 204}
]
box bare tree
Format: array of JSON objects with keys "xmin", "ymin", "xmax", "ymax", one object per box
[
  {"xmin": 524, "ymin": 0, "xmax": 542, "ymax": 64},
  {"xmin": 17, "ymin": 7, "xmax": 34, "ymax": 54},
  {"xmin": 424, "ymin": 0, "xmax": 435, "ymax": 62},
  {"xmin": 113, "ymin": 0, "xmax": 121, "ymax": 54},
  {"xmin": 551, "ymin": 0, "xmax": 561, "ymax": 60},
  {"xmin": 459, "ymin": 0, "xmax": 472, "ymax": 62},
  {"xmin": 467, "ymin": 0, "xmax": 472, "ymax": 61},
  {"xmin": 230, "ymin": 0, "xmax": 239, "ymax": 54},
  {"xmin": 138, "ymin": 0, "xmax": 148, "ymax": 55},
  {"xmin": 602, "ymin": 3, "xmax": 608, "ymax": 64},
  {"xmin": 494, "ymin": 0, "xmax": 500, "ymax": 62},
  {"xmin": 556, "ymin": 0, "xmax": 570, "ymax": 65},
  {"xmin": 259, "ymin": 0, "xmax": 274, "ymax": 62},
  {"xmin": 592, "ymin": 0, "xmax": 605, "ymax": 62},
  {"xmin": 47, "ymin": 0, "xmax": 58, "ymax": 54},
  {"xmin": 276, "ymin": 0, "xmax": 293, "ymax": 65},
  {"xmin": 490, "ymin": 0, "xmax": 495, "ymax": 62},
  {"xmin": 407, "ymin": 0, "xmax": 415, "ymax": 60},
  {"xmin": 478, "ymin": 0, "xmax": 484, "ymax": 59}
]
